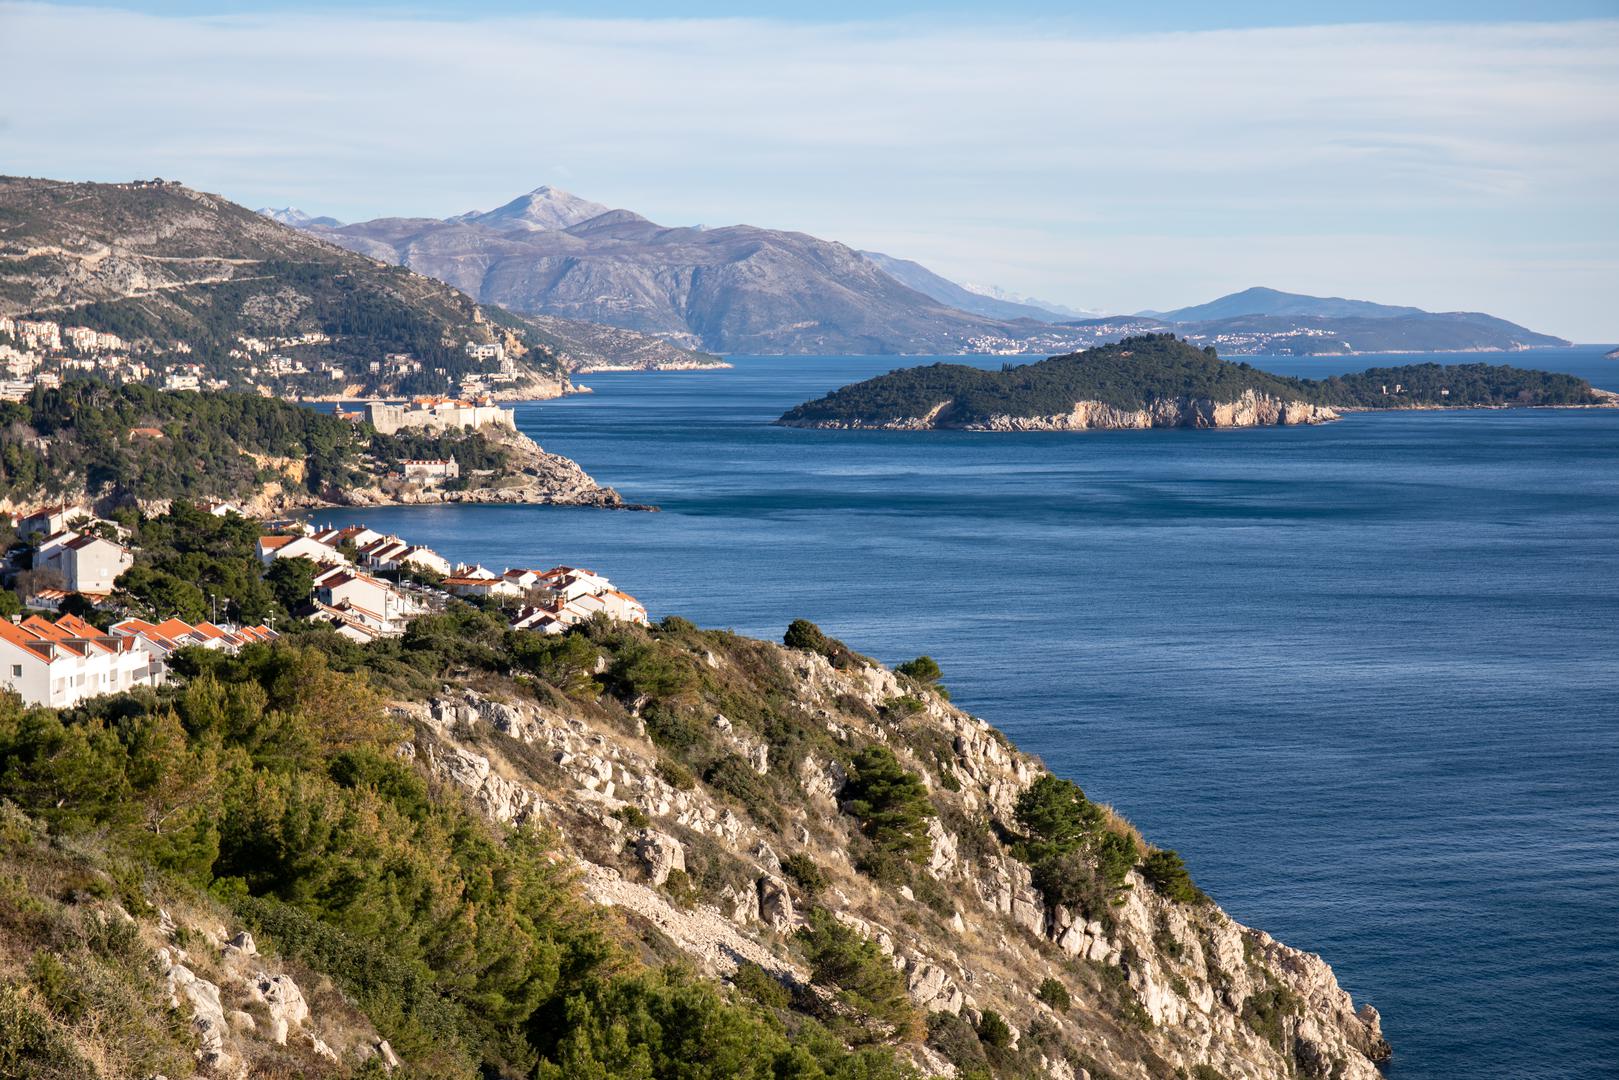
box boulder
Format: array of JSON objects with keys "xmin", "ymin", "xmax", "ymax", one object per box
[
  {"xmin": 163, "ymin": 962, "xmax": 227, "ymax": 1065},
  {"xmin": 249, "ymin": 971, "xmax": 310, "ymax": 1046},
  {"xmin": 633, "ymin": 829, "xmax": 687, "ymax": 886},
  {"xmin": 756, "ymin": 875, "xmax": 794, "ymax": 931}
]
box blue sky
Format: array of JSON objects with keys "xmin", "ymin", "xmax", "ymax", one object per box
[{"xmin": 3, "ymin": 1, "xmax": 1616, "ymax": 338}]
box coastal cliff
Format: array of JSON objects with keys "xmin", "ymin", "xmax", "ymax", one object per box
[
  {"xmin": 392, "ymin": 624, "xmax": 1390, "ymax": 1080},
  {"xmin": 793, "ymin": 390, "xmax": 1339, "ymax": 431},
  {"xmin": 0, "ymin": 568, "xmax": 1390, "ymax": 1078}
]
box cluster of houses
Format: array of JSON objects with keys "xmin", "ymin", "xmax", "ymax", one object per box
[
  {"xmin": 443, "ymin": 564, "xmax": 648, "ymax": 634},
  {"xmin": 0, "ymin": 315, "xmax": 212, "ymax": 401},
  {"xmin": 0, "ymin": 498, "xmax": 649, "ymax": 704},
  {"xmin": 0, "ymin": 612, "xmax": 277, "ymax": 709},
  {"xmin": 260, "ymin": 521, "xmax": 648, "ymax": 640}
]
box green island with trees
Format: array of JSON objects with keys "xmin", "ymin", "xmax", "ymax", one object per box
[{"xmin": 776, "ymin": 334, "xmax": 1608, "ymax": 429}]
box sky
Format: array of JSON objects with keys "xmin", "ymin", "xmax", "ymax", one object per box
[{"xmin": 3, "ymin": 2, "xmax": 1617, "ymax": 339}]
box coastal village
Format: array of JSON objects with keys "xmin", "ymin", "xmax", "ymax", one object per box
[{"xmin": 0, "ymin": 495, "xmax": 648, "ymax": 708}]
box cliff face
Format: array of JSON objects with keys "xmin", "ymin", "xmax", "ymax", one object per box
[
  {"xmin": 399, "ymin": 635, "xmax": 1388, "ymax": 1080},
  {"xmin": 970, "ymin": 392, "xmax": 1339, "ymax": 431},
  {"xmin": 787, "ymin": 391, "xmax": 1339, "ymax": 431}
]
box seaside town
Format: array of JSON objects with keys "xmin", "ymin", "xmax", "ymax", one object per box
[{"xmin": 0, "ymin": 498, "xmax": 647, "ymax": 709}]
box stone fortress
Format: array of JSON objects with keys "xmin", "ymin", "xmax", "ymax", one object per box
[{"xmin": 353, "ymin": 395, "xmax": 517, "ymax": 436}]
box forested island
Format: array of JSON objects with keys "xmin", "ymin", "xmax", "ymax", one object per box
[{"xmin": 778, "ymin": 335, "xmax": 1612, "ymax": 431}]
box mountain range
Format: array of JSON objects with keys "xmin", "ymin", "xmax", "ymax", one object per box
[
  {"xmin": 0, "ymin": 177, "xmax": 711, "ymax": 397},
  {"xmin": 281, "ymin": 186, "xmax": 1570, "ymax": 356}
]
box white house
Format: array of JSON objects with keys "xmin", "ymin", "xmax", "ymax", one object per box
[
  {"xmin": 14, "ymin": 503, "xmax": 89, "ymax": 538},
  {"xmin": 312, "ymin": 524, "xmax": 387, "ymax": 550},
  {"xmin": 356, "ymin": 537, "xmax": 452, "ymax": 577},
  {"xmin": 37, "ymin": 533, "xmax": 133, "ymax": 594},
  {"xmin": 0, "ymin": 614, "xmax": 161, "ymax": 708},
  {"xmin": 442, "ymin": 565, "xmax": 524, "ymax": 600},
  {"xmin": 398, "ymin": 459, "xmax": 460, "ymax": 483},
  {"xmin": 110, "ymin": 618, "xmax": 278, "ymax": 665},
  {"xmin": 309, "ymin": 567, "xmax": 430, "ymax": 637},
  {"xmin": 257, "ymin": 534, "xmax": 348, "ymax": 568},
  {"xmin": 504, "ymin": 566, "xmax": 649, "ymax": 633}
]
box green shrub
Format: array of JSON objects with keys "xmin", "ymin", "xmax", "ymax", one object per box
[
  {"xmin": 1141, "ymin": 849, "xmax": 1205, "ymax": 904},
  {"xmin": 609, "ymin": 640, "xmax": 700, "ymax": 702},
  {"xmin": 782, "ymin": 619, "xmax": 862, "ymax": 668},
  {"xmin": 976, "ymin": 1009, "xmax": 1013, "ymax": 1049},
  {"xmin": 1036, "ymin": 976, "xmax": 1071, "ymax": 1012},
  {"xmin": 1015, "ymin": 775, "xmax": 1142, "ymax": 911},
  {"xmin": 615, "ymin": 805, "xmax": 650, "ymax": 829},
  {"xmin": 925, "ymin": 1011, "xmax": 992, "ymax": 1077},
  {"xmin": 795, "ymin": 910, "xmax": 916, "ymax": 1031},
  {"xmin": 783, "ymin": 619, "xmax": 832, "ymax": 654},
  {"xmin": 896, "ymin": 655, "xmax": 942, "ymax": 684},
  {"xmin": 0, "ymin": 984, "xmax": 94, "ymax": 1080},
  {"xmin": 731, "ymin": 961, "xmax": 791, "ymax": 1011},
  {"xmin": 881, "ymin": 695, "xmax": 925, "ymax": 717},
  {"xmin": 703, "ymin": 756, "xmax": 783, "ymax": 828},
  {"xmin": 1015, "ymin": 775, "xmax": 1104, "ymax": 853},
  {"xmin": 662, "ymin": 869, "xmax": 698, "ymax": 909},
  {"xmin": 655, "ymin": 756, "xmax": 697, "ymax": 790},
  {"xmin": 842, "ymin": 745, "xmax": 935, "ymax": 862},
  {"xmin": 1241, "ymin": 979, "xmax": 1302, "ymax": 1051},
  {"xmin": 782, "ymin": 852, "xmax": 828, "ymax": 899}
]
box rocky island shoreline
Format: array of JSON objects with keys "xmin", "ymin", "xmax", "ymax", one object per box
[{"xmin": 779, "ymin": 334, "xmax": 1611, "ymax": 432}]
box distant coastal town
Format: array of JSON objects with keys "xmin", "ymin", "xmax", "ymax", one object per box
[{"xmin": 0, "ymin": 313, "xmax": 535, "ymax": 403}]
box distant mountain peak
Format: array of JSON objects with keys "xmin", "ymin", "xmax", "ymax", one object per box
[
  {"xmin": 1151, "ymin": 286, "xmax": 1427, "ymax": 323},
  {"xmin": 455, "ymin": 186, "xmax": 611, "ymax": 232},
  {"xmin": 562, "ymin": 208, "xmax": 653, "ymax": 234},
  {"xmin": 255, "ymin": 206, "xmax": 342, "ymax": 228}
]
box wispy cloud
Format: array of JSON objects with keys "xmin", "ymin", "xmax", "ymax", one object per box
[{"xmin": 1, "ymin": 3, "xmax": 1615, "ymax": 336}]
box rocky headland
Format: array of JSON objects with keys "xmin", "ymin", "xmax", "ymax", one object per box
[{"xmin": 389, "ymin": 629, "xmax": 1392, "ymax": 1079}]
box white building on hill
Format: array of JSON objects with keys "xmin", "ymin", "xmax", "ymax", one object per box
[{"xmin": 0, "ymin": 614, "xmax": 161, "ymax": 708}]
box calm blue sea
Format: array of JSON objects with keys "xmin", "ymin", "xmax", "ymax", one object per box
[{"xmin": 322, "ymin": 345, "xmax": 1619, "ymax": 1079}]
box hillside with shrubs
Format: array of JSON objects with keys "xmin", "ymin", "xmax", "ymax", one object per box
[{"xmin": 0, "ymin": 524, "xmax": 1390, "ymax": 1079}]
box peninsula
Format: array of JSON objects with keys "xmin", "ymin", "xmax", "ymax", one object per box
[
  {"xmin": 0, "ymin": 379, "xmax": 630, "ymax": 518},
  {"xmin": 778, "ymin": 334, "xmax": 1610, "ymax": 431}
]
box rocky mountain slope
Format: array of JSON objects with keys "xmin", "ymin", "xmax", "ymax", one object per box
[
  {"xmin": 0, "ymin": 582, "xmax": 1392, "ymax": 1079},
  {"xmin": 0, "ymin": 176, "xmax": 701, "ymax": 396},
  {"xmin": 779, "ymin": 334, "xmax": 1606, "ymax": 430},
  {"xmin": 858, "ymin": 251, "xmax": 1071, "ymax": 323},
  {"xmin": 307, "ymin": 195, "xmax": 1040, "ymax": 355}
]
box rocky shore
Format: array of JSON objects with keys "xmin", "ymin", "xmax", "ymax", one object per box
[
  {"xmin": 784, "ymin": 390, "xmax": 1341, "ymax": 431},
  {"xmin": 340, "ymin": 429, "xmax": 649, "ymax": 510}
]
